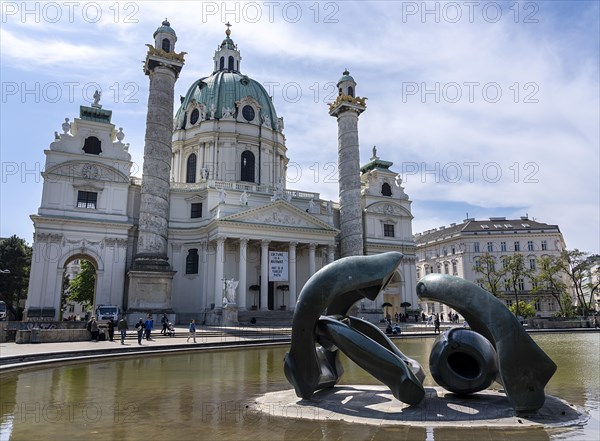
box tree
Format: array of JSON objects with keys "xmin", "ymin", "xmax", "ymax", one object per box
[
  {"xmin": 502, "ymin": 254, "xmax": 530, "ymax": 317},
  {"xmin": 0, "ymin": 235, "xmax": 32, "ymax": 320},
  {"xmin": 66, "ymin": 260, "xmax": 96, "ymax": 310},
  {"xmin": 508, "ymin": 300, "xmax": 537, "ymax": 319},
  {"xmin": 532, "ymin": 255, "xmax": 569, "ymax": 316},
  {"xmin": 473, "ymin": 253, "xmax": 505, "ymax": 296},
  {"xmin": 558, "ymin": 250, "xmax": 597, "ymax": 316}
]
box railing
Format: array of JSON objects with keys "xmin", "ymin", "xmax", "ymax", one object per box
[{"xmin": 170, "ymin": 180, "xmax": 320, "ymax": 200}]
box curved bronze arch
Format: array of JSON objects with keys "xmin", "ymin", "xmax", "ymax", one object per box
[
  {"xmin": 284, "ymin": 252, "xmax": 425, "ymax": 405},
  {"xmin": 417, "ymin": 274, "xmax": 556, "ymax": 413}
]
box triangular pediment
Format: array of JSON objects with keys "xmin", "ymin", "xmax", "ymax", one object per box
[{"xmin": 220, "ymin": 200, "xmax": 338, "ymax": 231}]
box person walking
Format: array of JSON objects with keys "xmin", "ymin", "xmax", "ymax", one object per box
[
  {"xmin": 187, "ymin": 319, "xmax": 197, "ymax": 343},
  {"xmin": 117, "ymin": 316, "xmax": 129, "ymax": 345},
  {"xmin": 144, "ymin": 314, "xmax": 153, "ymax": 340},
  {"xmin": 161, "ymin": 313, "xmax": 168, "ymax": 335},
  {"xmin": 87, "ymin": 317, "xmax": 99, "ymax": 342},
  {"xmin": 434, "ymin": 314, "xmax": 441, "ymax": 334},
  {"xmin": 135, "ymin": 318, "xmax": 145, "ymax": 345},
  {"xmin": 107, "ymin": 318, "xmax": 115, "ymax": 342}
]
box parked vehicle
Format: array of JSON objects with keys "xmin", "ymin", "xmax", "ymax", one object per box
[
  {"xmin": 95, "ymin": 305, "xmax": 120, "ymax": 322},
  {"xmin": 0, "ymin": 301, "xmax": 7, "ymax": 321}
]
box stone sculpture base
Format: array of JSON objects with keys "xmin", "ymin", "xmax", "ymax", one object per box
[
  {"xmin": 127, "ymin": 270, "xmax": 175, "ymax": 311},
  {"xmin": 222, "ymin": 304, "xmax": 239, "ymax": 326},
  {"xmin": 254, "ymin": 386, "xmax": 586, "ymax": 429}
]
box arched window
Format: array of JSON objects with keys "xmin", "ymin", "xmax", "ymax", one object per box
[
  {"xmin": 186, "ymin": 249, "xmax": 199, "ymax": 274},
  {"xmin": 348, "ymin": 86, "xmax": 354, "ymax": 97},
  {"xmin": 82, "ymin": 136, "xmax": 102, "ymax": 155},
  {"xmin": 219, "ymin": 57, "xmax": 225, "ymax": 70},
  {"xmin": 240, "ymin": 150, "xmax": 255, "ymax": 183},
  {"xmin": 381, "ymin": 182, "xmax": 392, "ymax": 196},
  {"xmin": 162, "ymin": 38, "xmax": 171, "ymax": 53},
  {"xmin": 186, "ymin": 154, "xmax": 197, "ymax": 183},
  {"xmin": 228, "ymin": 56, "xmax": 234, "ymax": 71}
]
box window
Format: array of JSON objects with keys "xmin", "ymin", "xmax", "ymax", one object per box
[
  {"xmin": 504, "ymin": 281, "xmax": 511, "ymax": 291},
  {"xmin": 82, "ymin": 136, "xmax": 101, "ymax": 155},
  {"xmin": 451, "ymin": 246, "xmax": 456, "ymax": 255},
  {"xmin": 77, "ymin": 191, "xmax": 97, "ymax": 209},
  {"xmin": 474, "ymin": 242, "xmax": 480, "ymax": 253},
  {"xmin": 219, "ymin": 57, "xmax": 224, "ymax": 70},
  {"xmin": 501, "ymin": 241, "xmax": 507, "ymax": 252},
  {"xmin": 381, "ymin": 182, "xmax": 392, "ymax": 196},
  {"xmin": 514, "ymin": 241, "xmax": 520, "ymax": 252},
  {"xmin": 242, "ymin": 105, "xmax": 255, "ymax": 122},
  {"xmin": 191, "ymin": 203, "xmax": 202, "ymax": 218},
  {"xmin": 186, "ymin": 154, "xmax": 197, "ymax": 183},
  {"xmin": 487, "ymin": 241, "xmax": 494, "ymax": 252},
  {"xmin": 416, "ymin": 268, "xmax": 420, "ymax": 279},
  {"xmin": 527, "ymin": 241, "xmax": 534, "ymax": 251},
  {"xmin": 518, "ymin": 278, "xmax": 525, "ymax": 291},
  {"xmin": 228, "ymin": 56, "xmax": 234, "ymax": 70},
  {"xmin": 162, "ymin": 38, "xmax": 170, "ymax": 52},
  {"xmin": 383, "ymin": 224, "xmax": 395, "ymax": 237},
  {"xmin": 541, "ymin": 240, "xmax": 547, "ymax": 251},
  {"xmin": 444, "ymin": 262, "xmax": 449, "ymax": 274},
  {"xmin": 452, "ymin": 261, "xmax": 457, "ymax": 275},
  {"xmin": 186, "ymin": 249, "xmax": 199, "ymax": 274},
  {"xmin": 348, "ymin": 86, "xmax": 354, "ymax": 97},
  {"xmin": 190, "ymin": 108, "xmax": 200, "ymax": 125},
  {"xmin": 506, "ymin": 299, "xmax": 513, "ymax": 307},
  {"xmin": 240, "ymin": 150, "xmax": 255, "ymax": 182},
  {"xmin": 529, "ymin": 258, "xmax": 536, "ymax": 270}
]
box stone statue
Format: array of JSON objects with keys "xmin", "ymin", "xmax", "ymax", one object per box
[
  {"xmin": 307, "ymin": 197, "xmax": 315, "ymax": 212},
  {"xmin": 372, "ymin": 145, "xmax": 377, "ymax": 158},
  {"xmin": 92, "ymin": 90, "xmax": 101, "ymax": 106},
  {"xmin": 271, "ymin": 180, "xmax": 284, "ymax": 202},
  {"xmin": 219, "ymin": 187, "xmax": 226, "ymax": 203},
  {"xmin": 225, "ymin": 279, "xmax": 239, "ymax": 304},
  {"xmin": 222, "ymin": 106, "xmax": 234, "ymax": 119},
  {"xmin": 209, "ymin": 103, "xmax": 216, "ymax": 120},
  {"xmin": 62, "ymin": 118, "xmax": 71, "ymax": 134},
  {"xmin": 200, "ymin": 167, "xmax": 209, "ymax": 180},
  {"xmin": 240, "ymin": 190, "xmax": 248, "ymax": 206},
  {"xmin": 326, "ymin": 200, "xmax": 333, "ymax": 215},
  {"xmin": 262, "ymin": 113, "xmax": 271, "ymax": 127}
]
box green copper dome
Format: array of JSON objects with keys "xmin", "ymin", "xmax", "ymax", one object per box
[
  {"xmin": 174, "ymin": 71, "xmax": 278, "ymax": 130},
  {"xmin": 337, "ymin": 69, "xmax": 355, "ymax": 85},
  {"xmin": 154, "ymin": 19, "xmax": 176, "ymax": 38}
]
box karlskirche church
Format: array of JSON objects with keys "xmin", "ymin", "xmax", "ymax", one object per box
[{"xmin": 25, "ymin": 21, "xmax": 418, "ymax": 325}]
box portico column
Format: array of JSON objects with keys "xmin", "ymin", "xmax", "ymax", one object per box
[
  {"xmin": 289, "ymin": 242, "xmax": 297, "ymax": 309},
  {"xmin": 309, "ymin": 243, "xmax": 317, "ymax": 276},
  {"xmin": 238, "ymin": 238, "xmax": 249, "ymax": 309},
  {"xmin": 260, "ymin": 239, "xmax": 270, "ymax": 310},
  {"xmin": 327, "ymin": 244, "xmax": 335, "ymax": 264},
  {"xmin": 214, "ymin": 236, "xmax": 225, "ymax": 309}
]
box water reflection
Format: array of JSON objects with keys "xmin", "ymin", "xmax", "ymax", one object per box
[{"xmin": 0, "ymin": 333, "xmax": 598, "ymax": 440}]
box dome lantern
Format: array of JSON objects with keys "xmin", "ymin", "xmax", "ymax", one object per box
[
  {"xmin": 337, "ymin": 68, "xmax": 356, "ymax": 98},
  {"xmin": 213, "ymin": 22, "xmax": 242, "ymax": 73},
  {"xmin": 153, "ymin": 18, "xmax": 177, "ymax": 53}
]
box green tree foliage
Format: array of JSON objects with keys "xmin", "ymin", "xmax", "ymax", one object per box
[
  {"xmin": 473, "ymin": 253, "xmax": 505, "ymax": 296},
  {"xmin": 532, "ymin": 255, "xmax": 570, "ymax": 316},
  {"xmin": 558, "ymin": 250, "xmax": 597, "ymax": 316},
  {"xmin": 508, "ymin": 300, "xmax": 537, "ymax": 319},
  {"xmin": 502, "ymin": 254, "xmax": 531, "ymax": 317},
  {"xmin": 0, "ymin": 235, "xmax": 32, "ymax": 319},
  {"xmin": 66, "ymin": 260, "xmax": 96, "ymax": 309}
]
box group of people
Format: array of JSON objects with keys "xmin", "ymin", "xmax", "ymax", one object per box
[{"xmin": 87, "ymin": 313, "xmax": 199, "ymax": 344}]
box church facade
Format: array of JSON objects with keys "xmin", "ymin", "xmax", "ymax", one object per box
[{"xmin": 25, "ymin": 22, "xmax": 417, "ymax": 324}]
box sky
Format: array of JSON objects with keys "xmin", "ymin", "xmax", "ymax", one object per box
[{"xmin": 1, "ymin": 1, "xmax": 599, "ymax": 253}]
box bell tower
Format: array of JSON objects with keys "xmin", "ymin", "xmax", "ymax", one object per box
[
  {"xmin": 329, "ymin": 70, "xmax": 367, "ymax": 257},
  {"xmin": 128, "ymin": 19, "xmax": 185, "ymax": 312}
]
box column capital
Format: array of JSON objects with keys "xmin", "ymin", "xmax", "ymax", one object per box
[
  {"xmin": 261, "ymin": 239, "xmax": 271, "ymax": 247},
  {"xmin": 309, "ymin": 242, "xmax": 318, "ymax": 249},
  {"xmin": 289, "ymin": 241, "xmax": 298, "ymax": 248},
  {"xmin": 239, "ymin": 237, "xmax": 250, "ymax": 246},
  {"xmin": 214, "ymin": 235, "xmax": 226, "ymax": 244}
]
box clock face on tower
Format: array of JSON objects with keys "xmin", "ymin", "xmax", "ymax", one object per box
[{"xmin": 81, "ymin": 164, "xmax": 99, "ymax": 179}]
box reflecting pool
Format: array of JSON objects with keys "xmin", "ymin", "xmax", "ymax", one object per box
[{"xmin": 1, "ymin": 333, "xmax": 598, "ymax": 440}]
